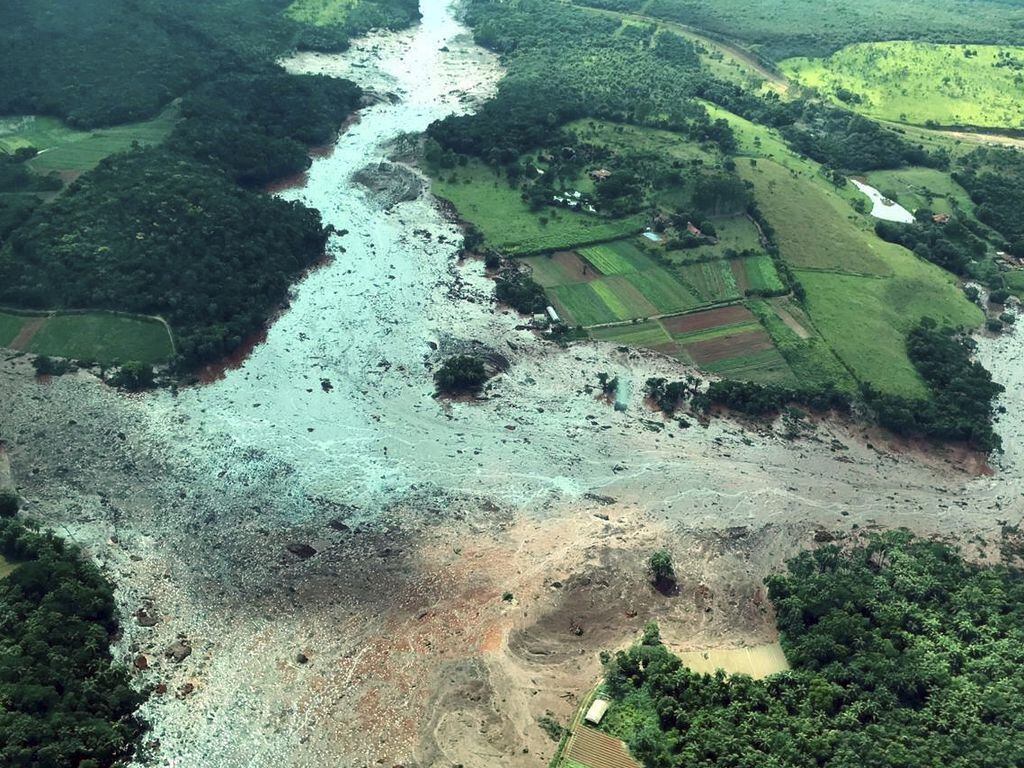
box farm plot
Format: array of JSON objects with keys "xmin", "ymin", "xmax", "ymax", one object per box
[
  {"xmin": 678, "ymin": 259, "xmax": 740, "ymax": 302},
  {"xmin": 563, "ymin": 726, "xmax": 640, "ymax": 768},
  {"xmin": 0, "ymin": 312, "xmax": 27, "ymax": 346},
  {"xmin": 577, "ymin": 239, "xmax": 657, "ymax": 274},
  {"xmin": 661, "ymin": 305, "xmax": 795, "ymax": 383},
  {"xmin": 731, "ymin": 253, "xmax": 786, "ymax": 293},
  {"xmin": 550, "ymin": 278, "xmax": 658, "ymax": 326},
  {"xmin": 590, "ymin": 320, "xmax": 672, "ymax": 349},
  {"xmin": 677, "ymin": 642, "xmax": 790, "ymax": 679},
  {"xmin": 522, "ymin": 251, "xmax": 598, "ymax": 287}
]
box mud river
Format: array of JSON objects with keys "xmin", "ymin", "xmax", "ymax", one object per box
[{"xmin": 1, "ymin": 1, "xmax": 1022, "ymax": 766}]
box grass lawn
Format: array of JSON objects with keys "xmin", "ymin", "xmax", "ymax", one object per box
[
  {"xmin": 862, "ymin": 167, "xmax": 975, "ymax": 218},
  {"xmin": 3, "ymin": 312, "xmax": 175, "ymax": 364},
  {"xmin": 782, "ymin": 43, "xmax": 1024, "ymax": 129},
  {"xmin": 1006, "ymin": 271, "xmax": 1024, "ymax": 299},
  {"xmin": 0, "ymin": 312, "xmax": 27, "ymax": 346},
  {"xmin": 0, "ymin": 109, "xmax": 177, "ymax": 174},
  {"xmin": 432, "ymin": 160, "xmax": 645, "ymax": 255},
  {"xmin": 739, "ymin": 158, "xmax": 896, "ymax": 275},
  {"xmin": 0, "ymin": 554, "xmax": 20, "ymax": 580}
]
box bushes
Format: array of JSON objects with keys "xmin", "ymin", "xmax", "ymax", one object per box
[
  {"xmin": 494, "ymin": 272, "xmax": 548, "ymax": 314},
  {"xmin": 434, "ymin": 355, "xmax": 489, "ymax": 394},
  {"xmin": 0, "ymin": 490, "xmax": 19, "ymax": 518}
]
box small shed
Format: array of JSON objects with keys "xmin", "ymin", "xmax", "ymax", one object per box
[
  {"xmin": 546, "ymin": 305, "xmax": 561, "ymax": 324},
  {"xmin": 584, "ymin": 698, "xmax": 611, "ymax": 725},
  {"xmin": 589, "ymin": 168, "xmax": 612, "ymax": 182}
]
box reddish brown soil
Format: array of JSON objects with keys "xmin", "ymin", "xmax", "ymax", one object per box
[
  {"xmin": 662, "ymin": 305, "xmax": 754, "ymax": 336},
  {"xmin": 553, "ymin": 250, "xmax": 601, "ymax": 282},
  {"xmin": 8, "ymin": 317, "xmax": 47, "ymax": 350},
  {"xmin": 685, "ymin": 328, "xmax": 774, "ymax": 364}
]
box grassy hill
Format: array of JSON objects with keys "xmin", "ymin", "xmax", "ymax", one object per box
[{"xmin": 782, "ymin": 42, "xmax": 1024, "ymax": 129}]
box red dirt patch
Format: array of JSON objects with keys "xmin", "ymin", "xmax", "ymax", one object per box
[
  {"xmin": 662, "ymin": 305, "xmax": 754, "ymax": 336},
  {"xmin": 9, "ymin": 317, "xmax": 47, "ymax": 351},
  {"xmin": 684, "ymin": 328, "xmax": 774, "ymax": 364},
  {"xmin": 553, "ymin": 250, "xmax": 602, "ymax": 282}
]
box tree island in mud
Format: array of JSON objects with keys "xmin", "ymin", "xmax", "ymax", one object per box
[{"xmin": 1, "ymin": 0, "xmax": 1024, "ymax": 767}]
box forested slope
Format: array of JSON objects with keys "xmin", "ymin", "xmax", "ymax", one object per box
[{"xmin": 602, "ymin": 534, "xmax": 1024, "ymax": 767}]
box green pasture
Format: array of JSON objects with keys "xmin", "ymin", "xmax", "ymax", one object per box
[
  {"xmin": 547, "ymin": 266, "xmax": 699, "ymax": 326},
  {"xmin": 0, "ymin": 312, "xmax": 26, "ymax": 346},
  {"xmin": 782, "ymin": 43, "xmax": 1024, "ymax": 129},
  {"xmin": 678, "ymin": 260, "xmax": 740, "ymax": 303},
  {"xmin": 432, "ymin": 161, "xmax": 645, "ymax": 255},
  {"xmin": 748, "ymin": 299, "xmax": 857, "ymax": 391},
  {"xmin": 0, "ymin": 554, "xmax": 19, "ymax": 580},
  {"xmin": 862, "ymin": 167, "xmax": 974, "ymax": 218},
  {"xmin": 566, "ymin": 119, "xmax": 719, "ymax": 167},
  {"xmin": 0, "ymin": 310, "xmax": 174, "ymax": 364},
  {"xmin": 590, "ymin": 320, "xmax": 672, "ymax": 348},
  {"xmin": 738, "ymin": 158, "xmax": 895, "ymax": 275},
  {"xmin": 797, "ymin": 257, "xmax": 982, "ymax": 396},
  {"xmin": 0, "ymin": 110, "xmax": 177, "ymax": 174},
  {"xmin": 1006, "ymin": 271, "xmax": 1024, "ymax": 298},
  {"xmin": 286, "ymin": 0, "xmax": 358, "ymax": 26}
]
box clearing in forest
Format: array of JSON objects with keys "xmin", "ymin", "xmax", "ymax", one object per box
[
  {"xmin": 782, "ymin": 42, "xmax": 1024, "ymax": 129},
  {"xmin": 676, "ymin": 642, "xmax": 790, "ymax": 679},
  {"xmin": 0, "ymin": 310, "xmax": 174, "ymax": 364},
  {"xmin": 0, "ymin": 109, "xmax": 176, "ymax": 174}
]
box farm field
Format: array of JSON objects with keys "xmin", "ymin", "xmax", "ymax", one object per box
[
  {"xmin": 0, "ymin": 310, "xmax": 174, "ymax": 364},
  {"xmin": 532, "ymin": 239, "xmax": 703, "ymax": 326},
  {"xmin": 676, "ymin": 642, "xmax": 790, "ymax": 678},
  {"xmin": 590, "ymin": 320, "xmax": 672, "ymax": 349},
  {"xmin": 678, "ymin": 259, "xmax": 740, "ymax": 303},
  {"xmin": 862, "ymin": 167, "xmax": 974, "ymax": 218},
  {"xmin": 0, "ymin": 110, "xmax": 177, "ymax": 174},
  {"xmin": 731, "ymin": 253, "xmax": 785, "ymax": 293},
  {"xmin": 432, "ymin": 161, "xmax": 645, "ymax": 255},
  {"xmin": 782, "ymin": 43, "xmax": 1024, "ymax": 129}
]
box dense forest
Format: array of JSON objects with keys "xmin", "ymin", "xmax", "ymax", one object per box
[
  {"xmin": 0, "ymin": 514, "xmax": 146, "ymax": 767},
  {"xmin": 955, "ymin": 148, "xmax": 1024, "ymax": 258},
  {"xmin": 602, "ymin": 533, "xmax": 1024, "ymax": 767},
  {"xmin": 0, "ymin": 150, "xmax": 330, "ymax": 368}
]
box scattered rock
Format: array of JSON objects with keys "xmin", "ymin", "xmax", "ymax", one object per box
[
  {"xmin": 134, "ymin": 654, "xmax": 149, "ymax": 670},
  {"xmin": 165, "ymin": 641, "xmax": 192, "ymax": 663},
  {"xmin": 177, "ymin": 682, "xmax": 195, "ymax": 698},
  {"xmin": 286, "ymin": 542, "xmax": 317, "ymax": 559},
  {"xmin": 296, "ymin": 652, "xmax": 309, "ymax": 665},
  {"xmin": 135, "ymin": 609, "xmax": 158, "ymax": 627}
]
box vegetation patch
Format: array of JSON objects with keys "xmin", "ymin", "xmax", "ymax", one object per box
[
  {"xmin": 591, "ymin": 321, "xmax": 673, "ymax": 349},
  {"xmin": 9, "ymin": 312, "xmax": 175, "ymax": 365},
  {"xmin": 782, "ymin": 43, "xmax": 1024, "ymax": 129},
  {"xmin": 432, "ymin": 161, "xmax": 645, "ymax": 255},
  {"xmin": 731, "ymin": 253, "xmax": 786, "ymax": 293},
  {"xmin": 677, "ymin": 259, "xmax": 740, "ymax": 302},
  {"xmin": 577, "ymin": 240, "xmax": 656, "ymax": 275},
  {"xmin": 0, "ymin": 110, "xmax": 177, "ymax": 174}
]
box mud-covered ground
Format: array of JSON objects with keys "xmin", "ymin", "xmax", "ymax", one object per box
[{"xmin": 1, "ymin": 1, "xmax": 1023, "ymax": 766}]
